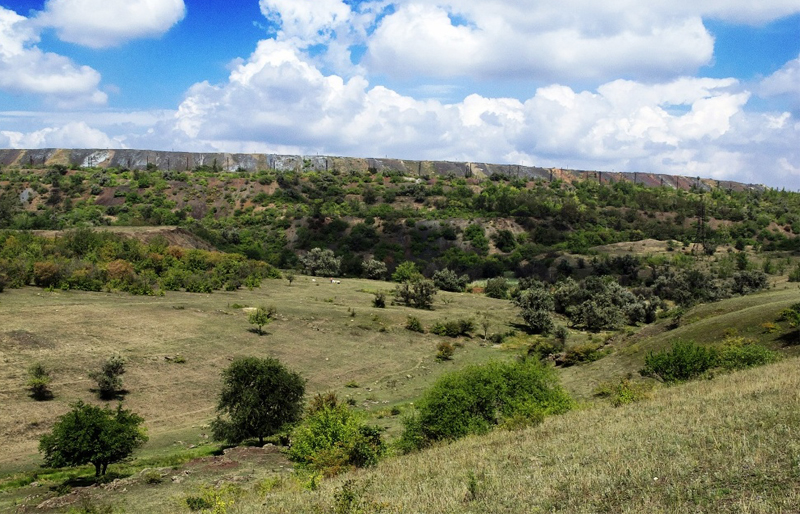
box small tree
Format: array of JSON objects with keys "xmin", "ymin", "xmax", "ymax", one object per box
[
  {"xmin": 249, "ymin": 305, "xmax": 277, "ymax": 335},
  {"xmin": 514, "ymin": 287, "xmax": 555, "ymax": 334},
  {"xmin": 362, "ymin": 259, "xmax": 388, "ymax": 280},
  {"xmin": 432, "ymin": 268, "xmax": 469, "ymax": 292},
  {"xmin": 392, "ymin": 261, "xmax": 421, "ymax": 283},
  {"xmin": 211, "ymin": 357, "xmax": 305, "ymax": 445},
  {"xmin": 89, "ymin": 355, "xmax": 126, "ymax": 400},
  {"xmin": 39, "ymin": 401, "xmax": 147, "ymax": 476},
  {"xmin": 27, "ymin": 363, "xmax": 53, "ymax": 401},
  {"xmin": 478, "ymin": 312, "xmax": 491, "ymax": 341},
  {"xmin": 285, "ymin": 271, "xmax": 295, "ymax": 286},
  {"xmin": 300, "ymin": 248, "xmax": 341, "ymax": 276},
  {"xmin": 395, "ymin": 278, "xmax": 437, "ymax": 309}
]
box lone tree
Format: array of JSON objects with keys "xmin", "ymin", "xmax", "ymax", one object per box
[
  {"xmin": 39, "ymin": 401, "xmax": 147, "ymax": 476},
  {"xmin": 211, "ymin": 357, "xmax": 305, "ymax": 445},
  {"xmin": 248, "ymin": 305, "xmax": 277, "ymax": 335},
  {"xmin": 89, "ymin": 355, "xmax": 126, "ymax": 399}
]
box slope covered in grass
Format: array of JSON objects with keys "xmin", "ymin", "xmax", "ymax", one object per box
[{"xmin": 237, "ymin": 356, "xmax": 800, "ymax": 513}]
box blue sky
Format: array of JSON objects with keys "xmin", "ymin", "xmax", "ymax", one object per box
[{"xmin": 0, "ymin": 0, "xmax": 799, "ymax": 188}]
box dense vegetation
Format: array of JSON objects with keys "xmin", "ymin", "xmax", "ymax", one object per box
[{"xmin": 1, "ymin": 162, "xmax": 799, "ymax": 282}]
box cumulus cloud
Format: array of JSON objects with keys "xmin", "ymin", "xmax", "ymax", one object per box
[
  {"xmin": 0, "ymin": 7, "xmax": 106, "ymax": 106},
  {"xmin": 348, "ymin": 0, "xmax": 800, "ymax": 81},
  {"xmin": 35, "ymin": 0, "xmax": 186, "ymax": 48},
  {"xmin": 760, "ymin": 54, "xmax": 800, "ymax": 102},
  {"xmin": 158, "ymin": 39, "xmax": 799, "ymax": 187},
  {"xmin": 0, "ymin": 121, "xmax": 120, "ymax": 148}
]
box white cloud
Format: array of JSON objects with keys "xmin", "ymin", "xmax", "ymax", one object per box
[
  {"xmin": 35, "ymin": 0, "xmax": 186, "ymax": 48},
  {"xmin": 760, "ymin": 54, "xmax": 800, "ymax": 101},
  {"xmin": 354, "ymin": 0, "xmax": 800, "ymax": 81},
  {"xmin": 0, "ymin": 7, "xmax": 106, "ymax": 106},
  {"xmin": 155, "ymin": 39, "xmax": 800, "ymax": 187},
  {"xmin": 0, "ymin": 121, "xmax": 120, "ymax": 148}
]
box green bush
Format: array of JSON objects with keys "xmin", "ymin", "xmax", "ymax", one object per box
[
  {"xmin": 562, "ymin": 343, "xmax": 606, "ymax": 366},
  {"xmin": 372, "ymin": 292, "xmax": 386, "ymax": 308},
  {"xmin": 436, "ymin": 341, "xmax": 455, "ymax": 361},
  {"xmin": 405, "ymin": 316, "xmax": 424, "ymax": 333},
  {"xmin": 641, "ymin": 340, "xmax": 717, "ymax": 383},
  {"xmin": 399, "ymin": 359, "xmax": 572, "ymax": 451},
  {"xmin": 27, "ymin": 363, "xmax": 53, "ymax": 401},
  {"xmin": 430, "ymin": 318, "xmax": 473, "ymax": 338},
  {"xmin": 288, "ymin": 395, "xmax": 385, "ymax": 476},
  {"xmin": 432, "ymin": 268, "xmax": 469, "ymax": 292},
  {"xmin": 593, "ymin": 379, "xmax": 651, "ymax": 407},
  {"xmin": 717, "ymin": 338, "xmax": 779, "ymax": 370},
  {"xmin": 484, "ymin": 277, "xmax": 509, "ymax": 299}
]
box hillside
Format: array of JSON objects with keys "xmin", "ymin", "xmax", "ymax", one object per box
[{"xmin": 2, "ymin": 149, "xmax": 800, "ymax": 513}]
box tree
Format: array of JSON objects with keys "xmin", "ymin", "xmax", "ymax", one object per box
[
  {"xmin": 300, "ymin": 247, "xmax": 341, "ymax": 276},
  {"xmin": 39, "ymin": 401, "xmax": 147, "ymax": 476},
  {"xmin": 89, "ymin": 355, "xmax": 126, "ymax": 400},
  {"xmin": 432, "ymin": 268, "xmax": 469, "ymax": 292},
  {"xmin": 395, "ymin": 277, "xmax": 437, "ymax": 309},
  {"xmin": 392, "ymin": 261, "xmax": 421, "ymax": 282},
  {"xmin": 284, "ymin": 271, "xmax": 295, "ymax": 286},
  {"xmin": 514, "ymin": 287, "xmax": 554, "ymax": 334},
  {"xmin": 27, "ymin": 363, "xmax": 53, "ymax": 401},
  {"xmin": 248, "ymin": 305, "xmax": 276, "ymax": 335},
  {"xmin": 211, "ymin": 357, "xmax": 305, "ymax": 445},
  {"xmin": 362, "ymin": 258, "xmax": 387, "ymax": 280}
]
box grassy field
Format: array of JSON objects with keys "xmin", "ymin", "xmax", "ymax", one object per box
[
  {"xmin": 2, "ymin": 271, "xmax": 799, "ymax": 512},
  {"xmin": 0, "ymin": 276, "xmax": 519, "ymax": 470}
]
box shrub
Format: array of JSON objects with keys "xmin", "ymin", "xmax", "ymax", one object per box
[
  {"xmin": 641, "ymin": 340, "xmax": 717, "ymax": 383},
  {"xmin": 717, "ymin": 338, "xmax": 779, "ymax": 370},
  {"xmin": 405, "ymin": 316, "xmax": 424, "ymax": 333},
  {"xmin": 372, "ymin": 292, "xmax": 386, "ymax": 308},
  {"xmin": 514, "ymin": 287, "xmax": 554, "ymax": 334},
  {"xmin": 430, "ymin": 318, "xmax": 473, "ymax": 338},
  {"xmin": 436, "ymin": 341, "xmax": 455, "ymax": 361},
  {"xmin": 432, "ymin": 268, "xmax": 469, "ymax": 292},
  {"xmin": 399, "ymin": 359, "xmax": 572, "ymax": 451},
  {"xmin": 394, "ymin": 278, "xmax": 437, "ymax": 309},
  {"xmin": 484, "ymin": 277, "xmax": 509, "ymax": 299},
  {"xmin": 27, "ymin": 363, "xmax": 53, "ymax": 401},
  {"xmin": 288, "ymin": 394, "xmax": 385, "ymax": 476},
  {"xmin": 392, "ymin": 261, "xmax": 421, "ymax": 282},
  {"xmin": 593, "ymin": 379, "xmax": 652, "ymax": 407},
  {"xmin": 89, "ymin": 355, "xmax": 126, "ymax": 400},
  {"xmin": 562, "ymin": 343, "xmax": 606, "ymax": 366}
]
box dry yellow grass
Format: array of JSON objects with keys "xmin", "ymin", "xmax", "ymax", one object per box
[
  {"xmin": 0, "ymin": 278, "xmax": 518, "ymax": 470},
  {"xmin": 227, "ymin": 356, "xmax": 800, "ymax": 513}
]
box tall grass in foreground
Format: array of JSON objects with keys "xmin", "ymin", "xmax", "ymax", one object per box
[{"xmin": 234, "ymin": 357, "xmax": 800, "ymax": 513}]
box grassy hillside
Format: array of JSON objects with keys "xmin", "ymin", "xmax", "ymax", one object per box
[{"xmin": 236, "ymin": 355, "xmax": 800, "ymax": 514}]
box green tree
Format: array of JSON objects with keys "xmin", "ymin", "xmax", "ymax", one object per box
[
  {"xmin": 211, "ymin": 357, "xmax": 305, "ymax": 445},
  {"xmin": 300, "ymin": 247, "xmax": 341, "ymax": 276},
  {"xmin": 395, "ymin": 277, "xmax": 438, "ymax": 309},
  {"xmin": 392, "ymin": 261, "xmax": 421, "ymax": 282},
  {"xmin": 39, "ymin": 401, "xmax": 147, "ymax": 476},
  {"xmin": 284, "ymin": 271, "xmax": 295, "ymax": 285},
  {"xmin": 514, "ymin": 287, "xmax": 554, "ymax": 334},
  {"xmin": 89, "ymin": 355, "xmax": 126, "ymax": 400},
  {"xmin": 248, "ymin": 305, "xmax": 277, "ymax": 335}
]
